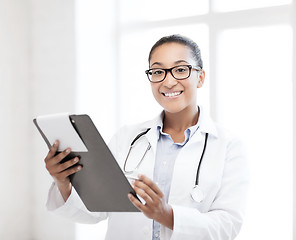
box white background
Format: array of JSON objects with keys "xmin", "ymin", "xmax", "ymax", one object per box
[{"xmin": 0, "ymin": 0, "xmax": 294, "ymax": 239}]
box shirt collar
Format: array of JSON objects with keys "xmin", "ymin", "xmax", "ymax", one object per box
[
  {"xmin": 153, "ymin": 106, "xmax": 218, "ymax": 138},
  {"xmin": 141, "ymin": 106, "xmax": 218, "ymax": 150},
  {"xmin": 156, "ymin": 119, "xmax": 199, "ymax": 142}
]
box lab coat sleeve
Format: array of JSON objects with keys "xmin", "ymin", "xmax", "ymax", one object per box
[
  {"xmin": 46, "ymin": 182, "xmax": 108, "ymax": 224},
  {"xmin": 170, "ymin": 137, "xmax": 249, "ymax": 240}
]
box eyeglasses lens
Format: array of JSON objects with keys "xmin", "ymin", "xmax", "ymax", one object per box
[{"xmin": 173, "ymin": 65, "xmax": 190, "ymax": 79}]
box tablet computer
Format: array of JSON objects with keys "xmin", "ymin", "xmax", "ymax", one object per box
[{"xmin": 34, "ymin": 114, "xmax": 139, "ymax": 212}]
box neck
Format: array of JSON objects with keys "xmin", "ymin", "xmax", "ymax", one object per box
[{"xmin": 163, "ymin": 106, "xmax": 199, "ymax": 133}]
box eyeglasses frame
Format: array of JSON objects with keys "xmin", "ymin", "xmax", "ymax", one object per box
[{"xmin": 145, "ymin": 64, "xmax": 201, "ymax": 83}]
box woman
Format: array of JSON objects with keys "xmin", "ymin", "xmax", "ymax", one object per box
[{"xmin": 45, "ymin": 34, "xmax": 249, "ymax": 239}]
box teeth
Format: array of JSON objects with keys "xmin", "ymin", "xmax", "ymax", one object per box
[{"xmin": 164, "ymin": 91, "xmax": 181, "ymax": 97}]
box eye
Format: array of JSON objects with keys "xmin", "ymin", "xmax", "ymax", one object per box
[
  {"xmin": 174, "ymin": 66, "xmax": 188, "ymax": 73},
  {"xmin": 151, "ymin": 69, "xmax": 165, "ymax": 76}
]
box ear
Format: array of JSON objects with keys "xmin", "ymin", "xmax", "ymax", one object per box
[{"xmin": 197, "ymin": 70, "xmax": 205, "ymax": 88}]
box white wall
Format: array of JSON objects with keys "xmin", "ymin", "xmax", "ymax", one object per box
[
  {"xmin": 0, "ymin": 0, "xmax": 77, "ymax": 239},
  {"xmin": 0, "ymin": 0, "xmax": 31, "ymax": 239},
  {"xmin": 293, "ymin": 1, "xmax": 296, "ymax": 239}
]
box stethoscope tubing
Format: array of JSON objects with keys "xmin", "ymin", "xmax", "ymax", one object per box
[
  {"xmin": 123, "ymin": 128, "xmax": 151, "ymax": 174},
  {"xmin": 124, "ymin": 127, "xmax": 208, "ymax": 203},
  {"xmin": 196, "ymin": 132, "xmax": 208, "ymax": 185}
]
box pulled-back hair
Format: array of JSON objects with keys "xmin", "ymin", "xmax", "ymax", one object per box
[{"xmin": 148, "ymin": 34, "xmax": 203, "ymax": 69}]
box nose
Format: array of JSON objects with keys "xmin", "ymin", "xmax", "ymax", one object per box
[{"xmin": 163, "ymin": 70, "xmax": 178, "ymax": 88}]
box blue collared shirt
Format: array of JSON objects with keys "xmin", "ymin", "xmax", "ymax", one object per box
[{"xmin": 152, "ymin": 122, "xmax": 199, "ymax": 240}]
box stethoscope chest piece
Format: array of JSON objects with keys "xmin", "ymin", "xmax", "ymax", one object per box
[{"xmin": 191, "ymin": 185, "xmax": 204, "ymax": 203}]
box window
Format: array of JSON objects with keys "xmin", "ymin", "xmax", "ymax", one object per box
[
  {"xmin": 217, "ymin": 25, "xmax": 293, "ymax": 239},
  {"xmin": 213, "ymin": 0, "xmax": 292, "ymax": 12},
  {"xmin": 119, "ymin": 0, "xmax": 209, "ymax": 23},
  {"xmin": 75, "ymin": 1, "xmax": 294, "ymax": 239}
]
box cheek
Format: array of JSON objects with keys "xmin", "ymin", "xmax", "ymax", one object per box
[
  {"xmin": 150, "ymin": 84, "xmax": 160, "ymax": 99},
  {"xmin": 184, "ymin": 82, "xmax": 198, "ymax": 100},
  {"xmin": 188, "ymin": 76, "xmax": 199, "ymax": 90}
]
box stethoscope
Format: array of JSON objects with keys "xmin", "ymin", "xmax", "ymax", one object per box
[{"xmin": 123, "ymin": 128, "xmax": 208, "ymax": 203}]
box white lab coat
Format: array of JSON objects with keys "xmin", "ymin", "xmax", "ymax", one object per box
[{"xmin": 46, "ymin": 107, "xmax": 249, "ymax": 240}]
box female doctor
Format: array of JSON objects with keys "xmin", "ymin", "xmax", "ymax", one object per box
[{"xmin": 44, "ymin": 34, "xmax": 249, "ymax": 240}]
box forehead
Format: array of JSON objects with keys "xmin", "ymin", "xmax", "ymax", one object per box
[{"xmin": 149, "ymin": 43, "xmax": 194, "ymax": 67}]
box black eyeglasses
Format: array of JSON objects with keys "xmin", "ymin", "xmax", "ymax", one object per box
[{"xmin": 145, "ymin": 65, "xmax": 201, "ymax": 83}]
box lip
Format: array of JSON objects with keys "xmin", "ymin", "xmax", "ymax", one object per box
[{"xmin": 161, "ymin": 91, "xmax": 183, "ymax": 98}]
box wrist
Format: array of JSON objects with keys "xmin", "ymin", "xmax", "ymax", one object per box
[
  {"xmin": 166, "ymin": 206, "xmax": 174, "ymax": 230},
  {"xmin": 159, "ymin": 205, "xmax": 174, "ymax": 230},
  {"xmin": 56, "ymin": 180, "xmax": 72, "ymax": 202}
]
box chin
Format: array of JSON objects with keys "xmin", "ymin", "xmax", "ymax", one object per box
[
  {"xmin": 159, "ymin": 100, "xmax": 197, "ymax": 115},
  {"xmin": 162, "ymin": 104, "xmax": 187, "ymax": 114}
]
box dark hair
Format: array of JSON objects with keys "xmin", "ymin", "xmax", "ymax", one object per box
[{"xmin": 148, "ymin": 34, "xmax": 203, "ymax": 69}]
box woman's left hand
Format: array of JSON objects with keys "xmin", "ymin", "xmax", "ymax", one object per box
[{"xmin": 128, "ymin": 174, "xmax": 174, "ymax": 230}]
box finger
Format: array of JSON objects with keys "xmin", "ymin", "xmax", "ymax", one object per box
[
  {"xmin": 128, "ymin": 193, "xmax": 148, "ymax": 211},
  {"xmin": 138, "ymin": 174, "xmax": 164, "ymax": 197},
  {"xmin": 133, "ymin": 180, "xmax": 158, "ymax": 201},
  {"xmin": 51, "ymin": 157, "xmax": 80, "ymax": 174},
  {"xmin": 53, "ymin": 165, "xmax": 82, "ymax": 181},
  {"xmin": 45, "ymin": 140, "xmax": 59, "ymax": 163},
  {"xmin": 133, "ymin": 185, "xmax": 153, "ymax": 205},
  {"xmin": 46, "ymin": 148, "xmax": 71, "ymax": 168}
]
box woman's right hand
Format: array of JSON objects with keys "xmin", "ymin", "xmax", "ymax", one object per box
[{"xmin": 44, "ymin": 140, "xmax": 82, "ymax": 202}]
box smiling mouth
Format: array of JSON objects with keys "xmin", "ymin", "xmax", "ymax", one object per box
[{"xmin": 162, "ymin": 91, "xmax": 183, "ymax": 97}]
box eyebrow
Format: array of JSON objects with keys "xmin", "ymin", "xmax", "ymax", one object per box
[{"xmin": 150, "ymin": 60, "xmax": 190, "ymax": 68}]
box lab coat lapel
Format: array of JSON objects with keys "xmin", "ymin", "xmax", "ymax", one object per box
[
  {"xmin": 169, "ymin": 130, "xmax": 205, "ymax": 206},
  {"xmin": 168, "ymin": 107, "xmax": 218, "ymax": 206}
]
